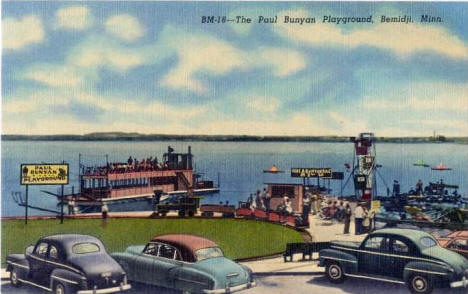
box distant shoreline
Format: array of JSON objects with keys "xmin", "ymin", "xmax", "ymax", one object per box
[{"xmin": 2, "ymin": 133, "xmax": 467, "ymax": 144}]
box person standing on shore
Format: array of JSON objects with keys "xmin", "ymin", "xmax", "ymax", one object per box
[
  {"xmin": 343, "ymin": 203, "xmax": 352, "ymax": 234},
  {"xmin": 354, "ymin": 203, "xmax": 365, "ymax": 235}
]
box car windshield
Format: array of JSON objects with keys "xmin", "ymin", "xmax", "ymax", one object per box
[
  {"xmin": 195, "ymin": 247, "xmax": 224, "ymax": 261},
  {"xmin": 420, "ymin": 237, "xmax": 437, "ymax": 248},
  {"xmin": 72, "ymin": 243, "xmax": 100, "ymax": 254}
]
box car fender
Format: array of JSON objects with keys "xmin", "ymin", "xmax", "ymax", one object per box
[
  {"xmin": 6, "ymin": 254, "xmax": 30, "ymax": 278},
  {"xmin": 110, "ymin": 252, "xmax": 135, "ymax": 281},
  {"xmin": 403, "ymin": 261, "xmax": 453, "ymax": 284},
  {"xmin": 319, "ymin": 249, "xmax": 358, "ymax": 274},
  {"xmin": 172, "ymin": 266, "xmax": 215, "ymax": 292},
  {"xmin": 50, "ymin": 268, "xmax": 85, "ymax": 290}
]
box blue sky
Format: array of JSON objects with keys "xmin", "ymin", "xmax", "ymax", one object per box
[{"xmin": 2, "ymin": 2, "xmax": 468, "ymax": 136}]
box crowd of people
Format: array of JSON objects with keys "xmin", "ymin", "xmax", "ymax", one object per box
[
  {"xmin": 82, "ymin": 156, "xmax": 175, "ymax": 175},
  {"xmin": 244, "ymin": 186, "xmax": 377, "ymax": 235}
]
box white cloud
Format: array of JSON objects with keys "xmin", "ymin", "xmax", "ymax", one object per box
[
  {"xmin": 3, "ymin": 15, "xmax": 44, "ymax": 50},
  {"xmin": 105, "ymin": 14, "xmax": 144, "ymax": 41},
  {"xmin": 160, "ymin": 27, "xmax": 306, "ymax": 94},
  {"xmin": 23, "ymin": 65, "xmax": 84, "ymax": 88},
  {"xmin": 55, "ymin": 6, "xmax": 92, "ymax": 30},
  {"xmin": 160, "ymin": 28, "xmax": 250, "ymax": 93},
  {"xmin": 70, "ymin": 37, "xmax": 145, "ymax": 71},
  {"xmin": 275, "ymin": 9, "xmax": 468, "ymax": 59},
  {"xmin": 246, "ymin": 95, "xmax": 281, "ymax": 113},
  {"xmin": 260, "ymin": 48, "xmax": 306, "ymax": 77}
]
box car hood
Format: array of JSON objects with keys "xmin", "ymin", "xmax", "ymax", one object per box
[
  {"xmin": 193, "ymin": 257, "xmax": 250, "ymax": 287},
  {"xmin": 69, "ymin": 253, "xmax": 124, "ymax": 276},
  {"xmin": 422, "ymin": 246, "xmax": 468, "ymax": 272}
]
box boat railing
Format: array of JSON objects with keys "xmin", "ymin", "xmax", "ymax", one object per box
[{"xmin": 81, "ymin": 162, "xmax": 192, "ymax": 177}]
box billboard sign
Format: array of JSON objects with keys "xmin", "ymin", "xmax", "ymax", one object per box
[
  {"xmin": 291, "ymin": 168, "xmax": 332, "ymax": 178},
  {"xmin": 21, "ymin": 164, "xmax": 69, "ymax": 185}
]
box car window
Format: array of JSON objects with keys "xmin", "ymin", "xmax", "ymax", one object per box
[
  {"xmin": 158, "ymin": 244, "xmax": 180, "ymax": 260},
  {"xmin": 72, "ymin": 243, "xmax": 100, "ymax": 254},
  {"xmin": 392, "ymin": 239, "xmax": 409, "ymax": 253},
  {"xmin": 364, "ymin": 237, "xmax": 388, "ymax": 250},
  {"xmin": 195, "ymin": 247, "xmax": 224, "ymax": 261},
  {"xmin": 35, "ymin": 242, "xmax": 48, "ymax": 256},
  {"xmin": 449, "ymin": 239, "xmax": 468, "ymax": 250},
  {"xmin": 420, "ymin": 237, "xmax": 437, "ymax": 248},
  {"xmin": 49, "ymin": 245, "xmax": 59, "ymax": 260},
  {"xmin": 143, "ymin": 243, "xmax": 159, "ymax": 256}
]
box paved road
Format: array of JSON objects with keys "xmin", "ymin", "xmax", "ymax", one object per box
[{"xmin": 2, "ymin": 274, "xmax": 466, "ymax": 294}]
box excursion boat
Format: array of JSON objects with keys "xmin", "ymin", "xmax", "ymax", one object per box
[{"xmin": 64, "ymin": 146, "xmax": 219, "ymax": 213}]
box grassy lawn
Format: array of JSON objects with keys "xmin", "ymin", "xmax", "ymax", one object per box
[{"xmin": 1, "ymin": 218, "xmax": 304, "ymax": 266}]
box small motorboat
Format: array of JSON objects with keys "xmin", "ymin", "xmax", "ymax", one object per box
[
  {"xmin": 263, "ymin": 165, "xmax": 285, "ymax": 173},
  {"xmin": 413, "ymin": 160, "xmax": 429, "ymax": 167},
  {"xmin": 431, "ymin": 163, "xmax": 452, "ymax": 171}
]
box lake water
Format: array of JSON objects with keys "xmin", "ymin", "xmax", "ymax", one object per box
[{"xmin": 2, "ymin": 141, "xmax": 467, "ymax": 217}]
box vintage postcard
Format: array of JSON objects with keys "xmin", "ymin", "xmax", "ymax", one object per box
[{"xmin": 2, "ymin": 1, "xmax": 467, "ymax": 294}]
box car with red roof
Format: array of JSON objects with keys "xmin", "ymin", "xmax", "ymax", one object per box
[{"xmin": 111, "ymin": 234, "xmax": 255, "ymax": 294}]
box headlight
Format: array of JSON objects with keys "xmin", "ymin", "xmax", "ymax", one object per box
[{"xmin": 101, "ymin": 272, "xmax": 112, "ymax": 278}]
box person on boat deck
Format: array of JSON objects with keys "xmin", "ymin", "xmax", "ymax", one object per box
[
  {"xmin": 152, "ymin": 157, "xmax": 158, "ymax": 169},
  {"xmin": 392, "ymin": 180, "xmax": 400, "ymax": 196},
  {"xmin": 416, "ymin": 179, "xmax": 423, "ymax": 194},
  {"xmin": 127, "ymin": 156, "xmax": 133, "ymax": 166}
]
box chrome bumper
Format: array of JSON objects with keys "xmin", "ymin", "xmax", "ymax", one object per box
[
  {"xmin": 450, "ymin": 276, "xmax": 468, "ymax": 288},
  {"xmin": 77, "ymin": 283, "xmax": 131, "ymax": 294},
  {"xmin": 203, "ymin": 281, "xmax": 256, "ymax": 294}
]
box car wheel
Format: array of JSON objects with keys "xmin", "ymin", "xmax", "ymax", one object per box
[
  {"xmin": 188, "ymin": 210, "xmax": 194, "ymax": 217},
  {"xmin": 407, "ymin": 274, "xmax": 433, "ymax": 294},
  {"xmin": 54, "ymin": 282, "xmax": 69, "ymax": 294},
  {"xmin": 325, "ymin": 261, "xmax": 345, "ymax": 283},
  {"xmin": 10, "ymin": 268, "xmax": 22, "ymax": 287},
  {"xmin": 179, "ymin": 210, "xmax": 186, "ymax": 217}
]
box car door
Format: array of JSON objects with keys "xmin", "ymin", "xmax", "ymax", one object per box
[
  {"xmin": 153, "ymin": 243, "xmax": 182, "ymax": 288},
  {"xmin": 358, "ymin": 235, "xmax": 390, "ymax": 276},
  {"xmin": 389, "ymin": 237, "xmax": 415, "ymax": 278},
  {"xmin": 136, "ymin": 242, "xmax": 160, "ymax": 284},
  {"xmin": 44, "ymin": 243, "xmax": 63, "ymax": 280},
  {"xmin": 28, "ymin": 241, "xmax": 49, "ymax": 283}
]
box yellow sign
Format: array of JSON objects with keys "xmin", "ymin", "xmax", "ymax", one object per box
[
  {"xmin": 371, "ymin": 200, "xmax": 381, "ymax": 212},
  {"xmin": 21, "ymin": 164, "xmax": 69, "ymax": 185}
]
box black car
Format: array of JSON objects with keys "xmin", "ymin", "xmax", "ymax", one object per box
[
  {"xmin": 6, "ymin": 234, "xmax": 131, "ymax": 294},
  {"xmin": 318, "ymin": 228, "xmax": 468, "ymax": 294}
]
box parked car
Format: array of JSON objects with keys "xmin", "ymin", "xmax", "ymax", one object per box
[
  {"xmin": 437, "ymin": 231, "xmax": 468, "ymax": 259},
  {"xmin": 6, "ymin": 234, "xmax": 131, "ymax": 294},
  {"xmin": 318, "ymin": 228, "xmax": 468, "ymax": 294},
  {"xmin": 111, "ymin": 234, "xmax": 255, "ymax": 293}
]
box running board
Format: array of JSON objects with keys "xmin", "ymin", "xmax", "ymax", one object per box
[
  {"xmin": 18, "ymin": 278, "xmax": 52, "ymax": 292},
  {"xmin": 345, "ymin": 273, "xmax": 406, "ymax": 284}
]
